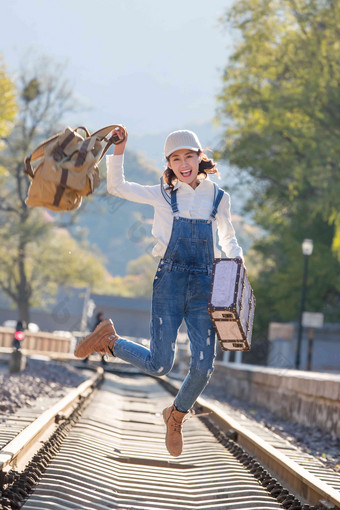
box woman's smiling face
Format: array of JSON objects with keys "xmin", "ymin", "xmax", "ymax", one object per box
[{"xmin": 168, "ymin": 149, "xmax": 201, "ymax": 188}]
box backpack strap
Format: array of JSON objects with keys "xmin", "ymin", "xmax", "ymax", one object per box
[
  {"xmin": 74, "ymin": 138, "xmax": 92, "ymax": 167},
  {"xmin": 24, "ymin": 124, "xmax": 127, "ymax": 178},
  {"xmin": 24, "ymin": 130, "xmax": 76, "ymax": 178},
  {"xmin": 24, "ymin": 132, "xmax": 61, "ymax": 178},
  {"xmin": 52, "ymin": 168, "xmax": 69, "ymax": 207},
  {"xmin": 91, "ymin": 124, "xmax": 127, "ymax": 163},
  {"xmin": 74, "ymin": 126, "xmax": 91, "ymax": 137},
  {"xmin": 90, "ymin": 124, "xmax": 124, "ymax": 141},
  {"xmin": 51, "ymin": 131, "xmax": 78, "ymax": 162}
]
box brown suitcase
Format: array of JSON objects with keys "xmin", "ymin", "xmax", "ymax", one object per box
[{"xmin": 208, "ymin": 258, "xmax": 255, "ymax": 351}]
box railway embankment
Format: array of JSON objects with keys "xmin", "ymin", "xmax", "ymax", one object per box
[{"xmin": 210, "ymin": 362, "xmax": 340, "ymax": 438}]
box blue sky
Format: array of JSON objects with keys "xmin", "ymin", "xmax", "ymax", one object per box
[{"xmin": 1, "ymin": 0, "xmax": 234, "ymax": 137}]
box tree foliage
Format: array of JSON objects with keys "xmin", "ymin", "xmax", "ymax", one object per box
[
  {"xmin": 0, "ymin": 57, "xmax": 107, "ymax": 323},
  {"xmin": 218, "ymin": 0, "xmax": 340, "ymax": 225},
  {"xmin": 99, "ymin": 253, "xmax": 157, "ymax": 298},
  {"xmin": 217, "ymin": 0, "xmax": 340, "ymax": 359}
]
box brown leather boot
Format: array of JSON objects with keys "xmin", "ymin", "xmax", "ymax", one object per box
[
  {"xmin": 74, "ymin": 319, "xmax": 119, "ymax": 358},
  {"xmin": 162, "ymin": 405, "xmax": 188, "ymax": 457}
]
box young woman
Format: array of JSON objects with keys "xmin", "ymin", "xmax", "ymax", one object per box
[{"xmin": 74, "ymin": 128, "xmax": 244, "ymax": 456}]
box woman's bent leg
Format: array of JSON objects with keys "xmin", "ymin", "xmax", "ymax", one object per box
[
  {"xmin": 113, "ymin": 311, "xmax": 180, "ymax": 376},
  {"xmin": 113, "ymin": 267, "xmax": 185, "ymax": 376}
]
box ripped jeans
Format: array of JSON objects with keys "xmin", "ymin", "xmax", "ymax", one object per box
[{"xmin": 113, "ymin": 259, "xmax": 216, "ymax": 413}]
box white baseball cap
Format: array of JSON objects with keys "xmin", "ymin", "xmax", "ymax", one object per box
[{"xmin": 164, "ymin": 130, "xmax": 202, "ymax": 158}]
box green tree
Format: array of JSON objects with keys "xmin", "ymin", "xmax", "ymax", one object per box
[
  {"xmin": 218, "ymin": 0, "xmax": 340, "ymax": 246},
  {"xmin": 0, "ymin": 57, "xmax": 106, "ymax": 324},
  {"xmin": 100, "ymin": 253, "xmax": 157, "ymax": 298},
  {"xmin": 217, "ymin": 0, "xmax": 340, "ymax": 362}
]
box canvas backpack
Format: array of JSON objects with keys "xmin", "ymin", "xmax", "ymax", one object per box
[{"xmin": 24, "ymin": 124, "xmax": 126, "ymax": 212}]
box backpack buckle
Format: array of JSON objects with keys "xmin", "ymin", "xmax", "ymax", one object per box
[{"xmin": 52, "ymin": 145, "xmax": 65, "ymax": 162}]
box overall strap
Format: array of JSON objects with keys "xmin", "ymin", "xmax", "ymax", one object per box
[
  {"xmin": 171, "ymin": 188, "xmax": 179, "ymax": 214},
  {"xmin": 160, "ymin": 176, "xmax": 179, "ymax": 213},
  {"xmin": 210, "ymin": 184, "xmax": 224, "ymax": 219},
  {"xmin": 160, "ymin": 176, "xmax": 171, "ymax": 205}
]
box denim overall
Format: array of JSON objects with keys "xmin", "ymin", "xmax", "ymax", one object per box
[{"xmin": 114, "ymin": 182, "xmax": 224, "ymax": 412}]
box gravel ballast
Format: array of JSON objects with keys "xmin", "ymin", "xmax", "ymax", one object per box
[{"xmin": 0, "ymin": 358, "xmax": 86, "ymax": 418}]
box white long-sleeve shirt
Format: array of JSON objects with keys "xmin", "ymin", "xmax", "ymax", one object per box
[{"xmin": 106, "ymin": 154, "xmax": 244, "ymax": 260}]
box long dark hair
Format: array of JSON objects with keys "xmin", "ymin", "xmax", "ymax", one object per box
[{"xmin": 163, "ymin": 150, "xmax": 218, "ymax": 189}]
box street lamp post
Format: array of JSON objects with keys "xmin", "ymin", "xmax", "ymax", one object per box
[{"xmin": 295, "ymin": 239, "xmax": 313, "ymax": 369}]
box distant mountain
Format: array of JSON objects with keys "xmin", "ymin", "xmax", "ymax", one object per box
[{"xmin": 70, "ymin": 150, "xmax": 160, "ymax": 276}]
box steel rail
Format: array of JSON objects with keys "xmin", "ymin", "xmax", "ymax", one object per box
[
  {"xmin": 163, "ymin": 375, "xmax": 340, "ymax": 509},
  {"xmin": 20, "ymin": 370, "xmax": 283, "ymax": 510},
  {"xmin": 1, "ymin": 366, "xmax": 338, "ymax": 510},
  {"xmin": 0, "ymin": 367, "xmax": 103, "ymax": 477}
]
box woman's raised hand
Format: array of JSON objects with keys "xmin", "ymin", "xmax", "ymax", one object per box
[{"xmin": 113, "ymin": 125, "xmax": 128, "ymax": 155}]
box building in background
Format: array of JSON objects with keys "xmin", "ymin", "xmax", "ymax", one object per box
[
  {"xmin": 268, "ymin": 322, "xmax": 340, "ymax": 372},
  {"xmin": 0, "ymin": 287, "xmax": 151, "ymax": 340}
]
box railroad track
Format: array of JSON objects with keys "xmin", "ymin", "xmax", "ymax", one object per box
[{"xmin": 0, "ymin": 363, "xmax": 339, "ymax": 510}]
